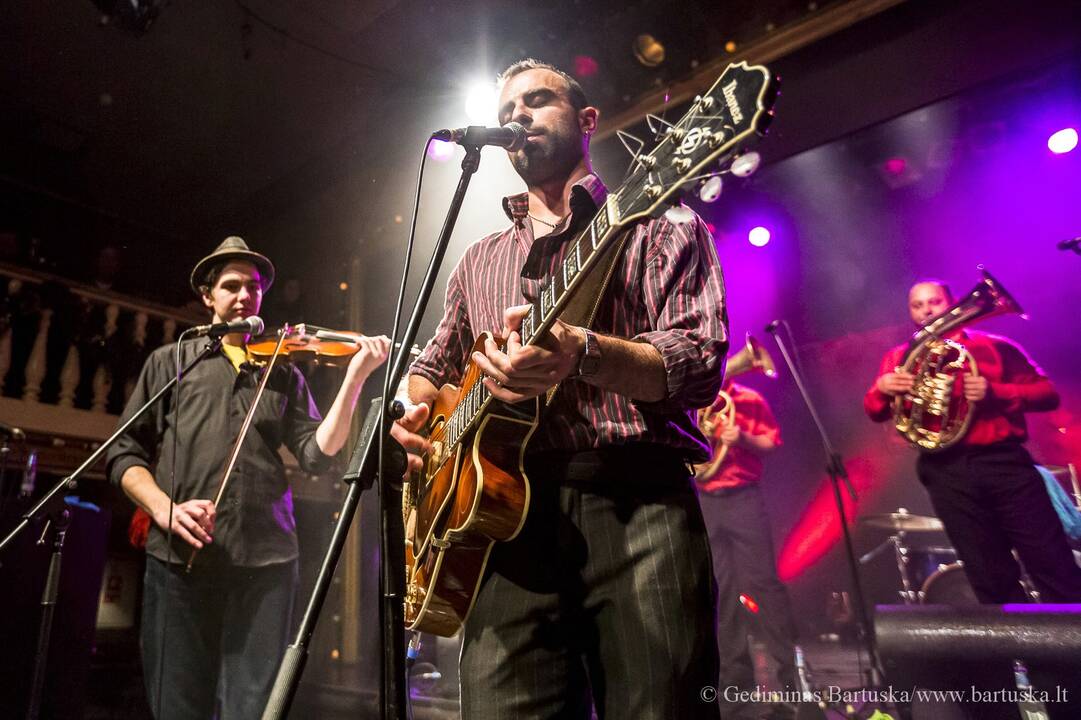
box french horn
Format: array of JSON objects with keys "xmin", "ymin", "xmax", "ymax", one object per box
[
  {"xmin": 893, "ymin": 267, "xmax": 1023, "ymax": 451},
  {"xmin": 698, "ymin": 334, "xmax": 777, "ymax": 469}
]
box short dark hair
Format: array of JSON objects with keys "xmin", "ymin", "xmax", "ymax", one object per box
[
  {"xmin": 497, "ymin": 58, "xmax": 588, "ymax": 111},
  {"xmin": 197, "ymin": 258, "xmax": 268, "ymax": 297}
]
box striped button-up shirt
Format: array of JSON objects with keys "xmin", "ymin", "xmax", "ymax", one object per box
[{"xmin": 410, "ymin": 174, "xmax": 729, "ymax": 462}]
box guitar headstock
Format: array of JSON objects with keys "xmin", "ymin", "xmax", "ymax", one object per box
[{"xmin": 613, "ymin": 62, "xmax": 779, "ymax": 223}]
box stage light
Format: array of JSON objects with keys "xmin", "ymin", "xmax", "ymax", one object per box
[
  {"xmin": 464, "ymin": 83, "xmax": 497, "ymax": 124},
  {"xmin": 1048, "ymin": 127, "xmax": 1078, "ymax": 154},
  {"xmin": 427, "ymin": 139, "xmax": 455, "ymax": 162},
  {"xmin": 633, "ymin": 34, "xmax": 665, "ymax": 67},
  {"xmin": 748, "ymin": 226, "xmax": 771, "ymax": 247},
  {"xmin": 698, "ymin": 175, "xmax": 723, "ymax": 203},
  {"xmin": 574, "ymin": 55, "xmax": 599, "ymax": 78},
  {"xmin": 882, "ymin": 156, "xmax": 907, "ymax": 176}
]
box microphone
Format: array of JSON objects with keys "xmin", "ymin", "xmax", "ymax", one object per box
[
  {"xmin": 0, "ymin": 421, "xmax": 25, "ymax": 440},
  {"xmin": 1057, "ymin": 236, "xmax": 1080, "ymax": 252},
  {"xmin": 764, "ymin": 320, "xmax": 782, "ymax": 334},
  {"xmin": 191, "ymin": 316, "xmax": 264, "ymax": 338},
  {"xmin": 431, "ymin": 122, "xmax": 527, "ymax": 152}
]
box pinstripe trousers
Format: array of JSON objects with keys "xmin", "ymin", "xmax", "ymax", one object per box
[{"xmin": 459, "ymin": 446, "xmax": 721, "ymax": 720}]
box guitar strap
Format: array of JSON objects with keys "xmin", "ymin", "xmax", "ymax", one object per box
[{"xmin": 543, "ymin": 227, "xmax": 633, "ymax": 407}]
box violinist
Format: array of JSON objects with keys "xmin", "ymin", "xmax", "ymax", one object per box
[{"xmin": 105, "ymin": 237, "xmax": 390, "ymax": 720}]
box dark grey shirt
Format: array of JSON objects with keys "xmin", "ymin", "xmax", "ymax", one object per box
[{"xmin": 106, "ymin": 338, "xmax": 333, "ymax": 567}]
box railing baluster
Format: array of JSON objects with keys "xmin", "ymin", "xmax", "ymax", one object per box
[
  {"xmin": 22, "ymin": 308, "xmax": 52, "ymax": 403},
  {"xmin": 58, "ymin": 346, "xmax": 79, "ymax": 408}
]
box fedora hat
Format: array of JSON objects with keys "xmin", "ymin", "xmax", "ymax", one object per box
[{"xmin": 190, "ymin": 236, "xmax": 275, "ymax": 295}]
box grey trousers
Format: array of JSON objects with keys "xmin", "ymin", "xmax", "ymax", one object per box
[
  {"xmin": 141, "ymin": 556, "xmax": 298, "ymax": 720},
  {"xmin": 458, "ymin": 446, "xmax": 720, "ymax": 720}
]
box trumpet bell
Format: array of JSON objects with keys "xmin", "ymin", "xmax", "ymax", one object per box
[{"xmin": 726, "ymin": 334, "xmax": 777, "ymax": 380}]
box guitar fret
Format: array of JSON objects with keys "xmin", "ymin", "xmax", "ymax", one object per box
[{"xmin": 590, "ymin": 218, "xmax": 599, "ymax": 250}]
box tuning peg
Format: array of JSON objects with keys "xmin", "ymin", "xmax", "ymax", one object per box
[
  {"xmin": 664, "ymin": 204, "xmax": 695, "ymax": 225},
  {"xmin": 671, "ymin": 157, "xmax": 692, "ymax": 173},
  {"xmin": 694, "ymin": 95, "xmax": 717, "ymax": 112},
  {"xmin": 730, "ymin": 151, "xmax": 761, "ymax": 178},
  {"xmin": 698, "ymin": 175, "xmax": 723, "ymax": 203}
]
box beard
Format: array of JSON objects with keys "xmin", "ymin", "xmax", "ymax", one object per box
[{"xmin": 510, "ymin": 121, "xmax": 585, "ymax": 186}]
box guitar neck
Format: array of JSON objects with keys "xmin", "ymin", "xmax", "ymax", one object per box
[{"xmin": 439, "ymin": 197, "xmax": 626, "ymax": 457}]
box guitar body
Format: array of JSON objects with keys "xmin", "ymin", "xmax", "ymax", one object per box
[{"xmin": 404, "ymin": 333, "xmax": 536, "ymax": 636}]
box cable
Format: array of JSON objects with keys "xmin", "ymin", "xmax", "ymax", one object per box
[{"xmin": 376, "ymin": 135, "xmax": 434, "ymax": 720}]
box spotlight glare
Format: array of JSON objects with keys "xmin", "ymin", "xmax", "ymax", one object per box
[
  {"xmin": 1048, "ymin": 127, "xmax": 1078, "ymax": 154},
  {"xmin": 748, "ymin": 226, "xmax": 771, "ymax": 247},
  {"xmin": 428, "ymin": 139, "xmax": 455, "ymax": 162},
  {"xmin": 464, "ymin": 83, "xmax": 497, "ymax": 124}
]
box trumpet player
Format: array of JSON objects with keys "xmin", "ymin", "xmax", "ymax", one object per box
[
  {"xmin": 864, "ymin": 279, "xmax": 1081, "ymax": 603},
  {"xmin": 695, "ymin": 363, "xmax": 799, "ymax": 709}
]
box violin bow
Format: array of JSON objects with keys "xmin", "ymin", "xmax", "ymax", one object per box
[{"xmin": 186, "ymin": 323, "xmax": 295, "ymax": 572}]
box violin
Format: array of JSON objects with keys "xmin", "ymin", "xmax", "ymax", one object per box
[{"xmin": 247, "ymin": 324, "xmax": 417, "ymax": 366}]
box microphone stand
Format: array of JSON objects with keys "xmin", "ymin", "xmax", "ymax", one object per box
[
  {"xmin": 765, "ymin": 324, "xmax": 884, "ymax": 687},
  {"xmin": 261, "ymin": 143, "xmax": 484, "ymax": 720},
  {"xmin": 0, "ymin": 337, "xmax": 222, "ymax": 720}
]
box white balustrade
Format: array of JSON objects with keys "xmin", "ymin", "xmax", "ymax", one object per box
[{"xmin": 22, "ymin": 308, "xmax": 52, "ymax": 402}]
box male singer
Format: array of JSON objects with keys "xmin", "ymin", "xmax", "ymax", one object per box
[{"xmin": 392, "ymin": 59, "xmax": 728, "ymax": 718}]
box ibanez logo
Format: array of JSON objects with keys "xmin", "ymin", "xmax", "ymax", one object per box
[{"xmin": 721, "ymin": 80, "xmax": 743, "ymax": 124}]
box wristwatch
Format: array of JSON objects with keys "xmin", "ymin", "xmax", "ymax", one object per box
[{"xmin": 574, "ymin": 328, "xmax": 602, "ymax": 379}]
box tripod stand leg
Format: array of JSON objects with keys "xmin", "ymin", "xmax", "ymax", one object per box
[{"xmin": 26, "ymin": 508, "xmax": 70, "ymax": 720}]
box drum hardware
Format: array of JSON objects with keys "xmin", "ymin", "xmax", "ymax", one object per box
[
  {"xmin": 860, "ymin": 508, "xmax": 945, "ymax": 533},
  {"xmin": 1041, "ymin": 463, "xmax": 1080, "ymax": 510},
  {"xmin": 860, "ymin": 509, "xmax": 953, "ymax": 603}
]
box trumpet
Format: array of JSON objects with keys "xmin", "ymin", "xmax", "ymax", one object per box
[
  {"xmin": 893, "ymin": 267, "xmax": 1023, "ymax": 451},
  {"xmin": 698, "ymin": 334, "xmax": 777, "ymax": 469}
]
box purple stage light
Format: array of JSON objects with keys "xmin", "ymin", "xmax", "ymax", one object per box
[
  {"xmin": 428, "ymin": 139, "xmax": 455, "ymax": 162},
  {"xmin": 748, "ymin": 226, "xmax": 771, "ymax": 247},
  {"xmin": 1048, "ymin": 127, "xmax": 1078, "ymax": 154}
]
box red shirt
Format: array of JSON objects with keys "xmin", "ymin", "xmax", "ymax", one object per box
[
  {"xmin": 696, "ymin": 382, "xmax": 781, "ymax": 492},
  {"xmin": 864, "ymin": 330, "xmax": 1059, "ymax": 446},
  {"xmin": 411, "ymin": 174, "xmax": 729, "ymax": 462}
]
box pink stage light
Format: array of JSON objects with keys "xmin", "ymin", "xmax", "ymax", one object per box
[
  {"xmin": 1048, "ymin": 128, "xmax": 1078, "ymax": 154},
  {"xmin": 573, "ymin": 55, "xmax": 599, "ymax": 78},
  {"xmin": 748, "ymin": 226, "xmax": 771, "ymax": 247},
  {"xmin": 882, "ymin": 156, "xmax": 907, "ymax": 175}
]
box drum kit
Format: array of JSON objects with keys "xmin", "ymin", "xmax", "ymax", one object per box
[
  {"xmin": 858, "ymin": 508, "xmax": 976, "ymax": 605},
  {"xmin": 859, "ymin": 503, "xmax": 1051, "ymax": 605}
]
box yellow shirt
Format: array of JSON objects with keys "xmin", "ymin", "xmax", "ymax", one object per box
[{"xmin": 221, "ymin": 342, "xmax": 249, "ymax": 373}]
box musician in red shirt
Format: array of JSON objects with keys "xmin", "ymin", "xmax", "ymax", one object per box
[
  {"xmin": 696, "ymin": 380, "xmax": 799, "ymax": 711},
  {"xmin": 865, "ymin": 280, "xmax": 1081, "ymax": 603}
]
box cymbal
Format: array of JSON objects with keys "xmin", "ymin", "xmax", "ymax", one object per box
[{"xmin": 860, "ymin": 511, "xmax": 944, "ymax": 532}]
